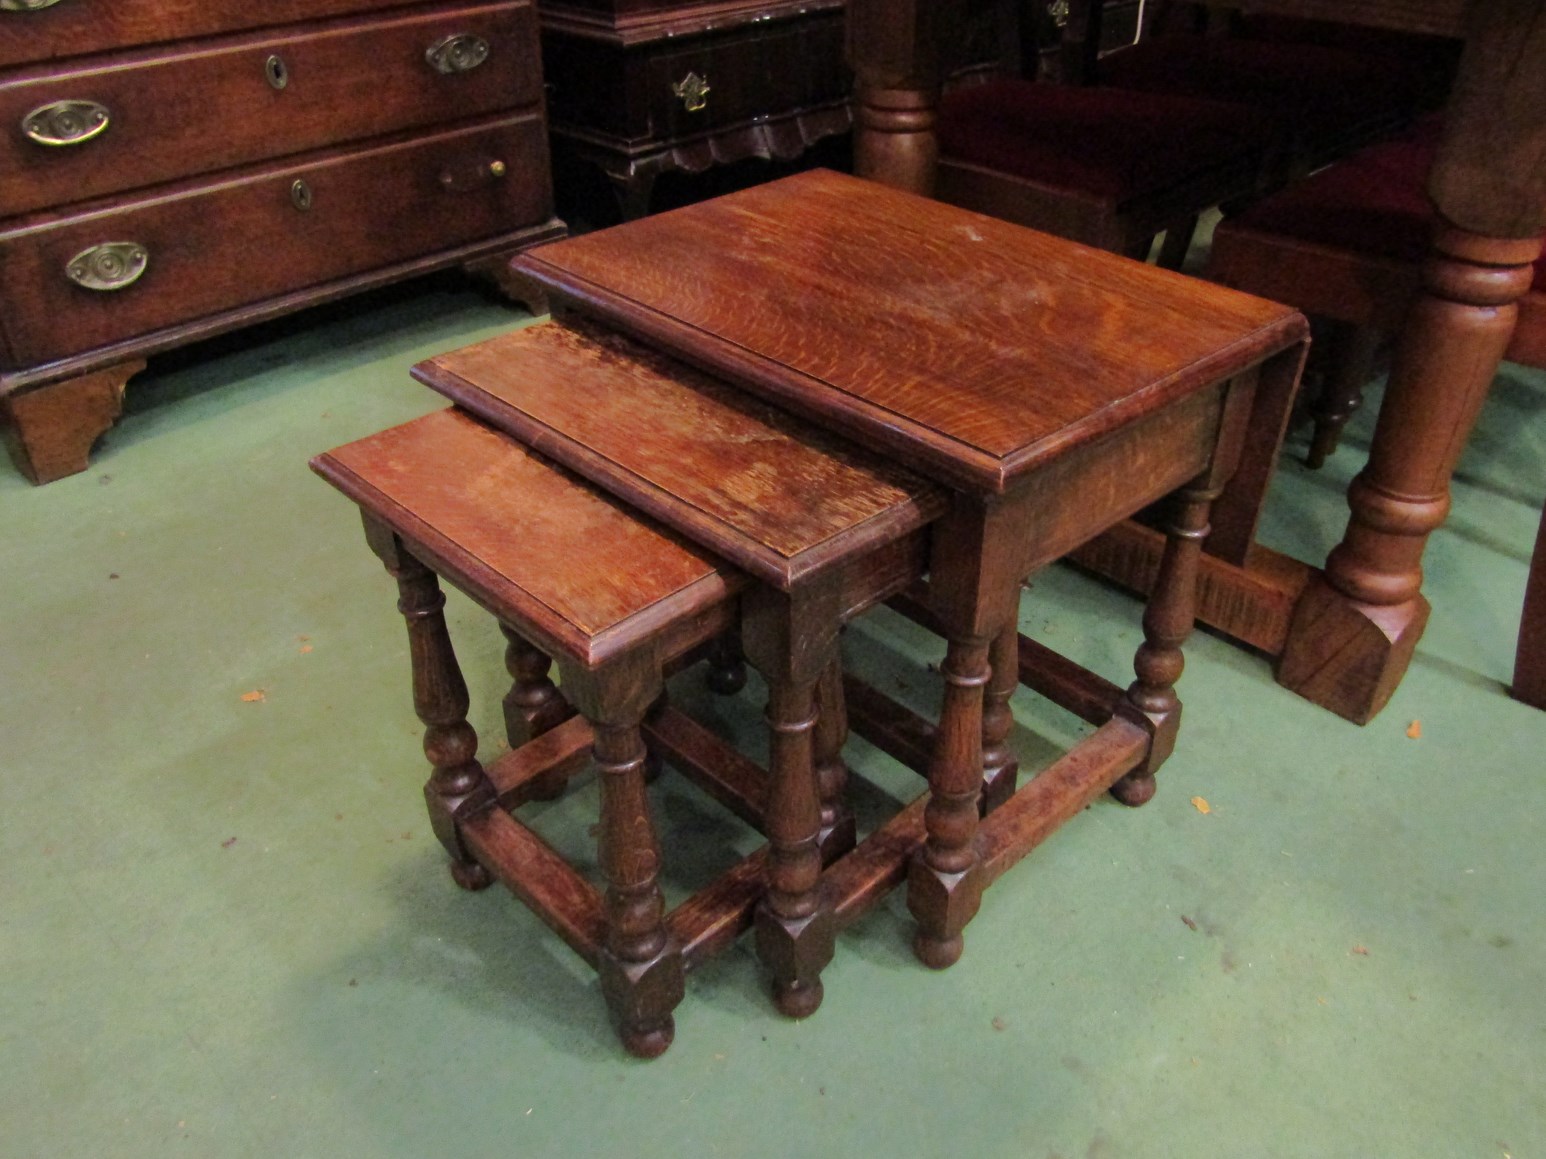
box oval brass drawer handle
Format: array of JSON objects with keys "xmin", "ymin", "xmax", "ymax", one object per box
[
  {"xmin": 425, "ymin": 33, "xmax": 489, "ymax": 75},
  {"xmin": 0, "ymin": 0, "xmax": 67, "ymax": 10},
  {"xmin": 23, "ymin": 99, "xmax": 110, "ymax": 146},
  {"xmin": 66, "ymin": 242, "xmax": 148, "ymax": 292}
]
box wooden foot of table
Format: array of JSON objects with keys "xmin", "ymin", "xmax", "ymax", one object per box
[
  {"xmin": 1276, "ymin": 575, "xmax": 1431, "ymax": 725},
  {"xmin": 1, "ymin": 360, "xmax": 144, "ymax": 484}
]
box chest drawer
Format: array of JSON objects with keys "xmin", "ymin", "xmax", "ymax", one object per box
[
  {"xmin": 0, "ymin": 112, "xmax": 551, "ymax": 370},
  {"xmin": 0, "ymin": 0, "xmax": 418, "ymax": 69},
  {"xmin": 643, "ymin": 12, "xmax": 844, "ymax": 141},
  {"xmin": 0, "ymin": 2, "xmax": 541, "ymax": 218}
]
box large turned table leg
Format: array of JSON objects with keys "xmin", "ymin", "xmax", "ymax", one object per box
[
  {"xmin": 846, "ymin": 0, "xmax": 947, "ymax": 196},
  {"xmin": 1275, "ymin": 3, "xmax": 1546, "ymax": 723},
  {"xmin": 1278, "ymin": 228, "xmax": 1544, "ymax": 723},
  {"xmin": 362, "ymin": 515, "xmax": 496, "ymax": 892}
]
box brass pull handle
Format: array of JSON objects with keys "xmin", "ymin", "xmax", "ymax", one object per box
[
  {"xmin": 23, "ymin": 99, "xmax": 110, "ymax": 146},
  {"xmin": 66, "ymin": 242, "xmax": 148, "ymax": 292},
  {"xmin": 265, "ymin": 54, "xmax": 289, "ymax": 90},
  {"xmin": 425, "ymin": 33, "xmax": 489, "ymax": 75},
  {"xmin": 672, "ymin": 72, "xmax": 710, "ymax": 113},
  {"xmin": 1, "ymin": 0, "xmax": 67, "ymax": 10}
]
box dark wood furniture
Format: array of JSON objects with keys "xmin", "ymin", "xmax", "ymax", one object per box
[
  {"xmin": 848, "ymin": 0, "xmax": 1546, "ymax": 725},
  {"xmin": 510, "ymin": 169, "xmax": 1307, "ymax": 966},
  {"xmin": 0, "ymin": 0, "xmax": 565, "ymax": 484},
  {"xmin": 537, "ymin": 0, "xmax": 850, "ymax": 220},
  {"xmin": 412, "ymin": 317, "xmax": 946, "ymax": 1015}
]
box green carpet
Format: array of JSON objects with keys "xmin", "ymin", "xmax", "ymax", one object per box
[{"xmin": 2, "ymin": 274, "xmax": 1541, "ymax": 1158}]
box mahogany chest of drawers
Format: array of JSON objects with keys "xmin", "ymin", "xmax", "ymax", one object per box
[
  {"xmin": 0, "ymin": 0, "xmax": 565, "ymax": 483},
  {"xmin": 538, "ymin": 0, "xmax": 850, "ymax": 219}
]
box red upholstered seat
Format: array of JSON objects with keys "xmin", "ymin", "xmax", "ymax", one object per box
[
  {"xmin": 1207, "ymin": 124, "xmax": 1546, "ymax": 472},
  {"xmin": 1220, "ymin": 134, "xmax": 1438, "ymax": 263},
  {"xmin": 938, "ymin": 80, "xmax": 1274, "ymax": 202},
  {"xmin": 1097, "ymin": 36, "xmax": 1424, "ymax": 165}
]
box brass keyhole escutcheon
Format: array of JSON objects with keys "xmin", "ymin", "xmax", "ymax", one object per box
[
  {"xmin": 291, "ymin": 179, "xmax": 313, "ymax": 211},
  {"xmin": 672, "ymin": 72, "xmax": 710, "ymax": 113},
  {"xmin": 265, "ymin": 54, "xmax": 289, "ymax": 90}
]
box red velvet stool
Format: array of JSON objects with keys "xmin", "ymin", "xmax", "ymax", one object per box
[
  {"xmin": 936, "ymin": 79, "xmax": 1275, "ymax": 263},
  {"xmin": 1078, "ymin": 4, "xmax": 1448, "ymax": 179},
  {"xmin": 1208, "ymin": 123, "xmax": 1546, "ymax": 465}
]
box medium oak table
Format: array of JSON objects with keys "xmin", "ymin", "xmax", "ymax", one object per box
[
  {"xmin": 509, "ymin": 169, "xmax": 1308, "ymax": 965},
  {"xmin": 847, "ymin": 0, "xmax": 1546, "ymax": 724}
]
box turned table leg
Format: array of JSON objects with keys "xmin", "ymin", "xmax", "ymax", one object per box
[
  {"xmin": 500, "ymin": 624, "xmax": 573, "ymax": 800},
  {"xmin": 1278, "ymin": 228, "xmax": 1541, "ymax": 722},
  {"xmin": 814, "ymin": 655, "xmax": 857, "ymax": 860},
  {"xmin": 1111, "ymin": 478, "xmax": 1221, "ymax": 806},
  {"xmin": 907, "ymin": 498, "xmax": 1020, "ymax": 969},
  {"xmin": 1279, "ymin": 3, "xmax": 1546, "ymax": 723},
  {"xmin": 1305, "ymin": 322, "xmax": 1381, "ymax": 470},
  {"xmin": 980, "ymin": 623, "xmax": 1022, "ymax": 813},
  {"xmin": 743, "ymin": 585, "xmax": 839, "ymax": 1018},
  {"xmin": 847, "ymin": 0, "xmax": 947, "ymax": 196},
  {"xmin": 363, "ymin": 515, "xmax": 496, "ymax": 891},
  {"xmin": 563, "ymin": 656, "xmax": 684, "ymax": 1059},
  {"xmin": 705, "ymin": 622, "xmax": 748, "ymax": 695},
  {"xmin": 1, "ymin": 360, "xmax": 144, "ymax": 484}
]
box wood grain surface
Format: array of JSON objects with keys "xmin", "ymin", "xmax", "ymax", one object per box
[
  {"xmin": 515, "ymin": 168, "xmax": 1307, "ymax": 492},
  {"xmin": 415, "ymin": 318, "xmax": 945, "ymax": 587},
  {"xmin": 312, "ymin": 408, "xmax": 741, "ymax": 662}
]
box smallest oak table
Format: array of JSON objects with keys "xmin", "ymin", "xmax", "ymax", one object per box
[{"xmin": 512, "ymin": 169, "xmax": 1309, "ymax": 967}]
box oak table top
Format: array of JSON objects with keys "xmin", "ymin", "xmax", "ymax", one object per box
[
  {"xmin": 512, "ymin": 168, "xmax": 1307, "ymax": 496},
  {"xmin": 502, "ymin": 168, "xmax": 1311, "ymax": 968}
]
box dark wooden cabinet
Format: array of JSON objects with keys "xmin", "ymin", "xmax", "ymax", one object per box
[
  {"xmin": 538, "ymin": 0, "xmax": 850, "ymax": 218},
  {"xmin": 0, "ymin": 0, "xmax": 565, "ymax": 483}
]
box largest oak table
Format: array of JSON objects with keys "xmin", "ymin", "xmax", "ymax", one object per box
[
  {"xmin": 847, "ymin": 0, "xmax": 1546, "ymax": 723},
  {"xmin": 511, "ymin": 169, "xmax": 1307, "ymax": 965}
]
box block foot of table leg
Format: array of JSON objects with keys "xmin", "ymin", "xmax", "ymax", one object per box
[
  {"xmin": 756, "ymin": 904, "xmax": 835, "ymax": 1019},
  {"xmin": 1276, "ymin": 575, "xmax": 1430, "ymax": 725},
  {"xmin": 598, "ymin": 946, "xmax": 685, "ymax": 1060},
  {"xmin": 906, "ymin": 854, "xmax": 982, "ymax": 970}
]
